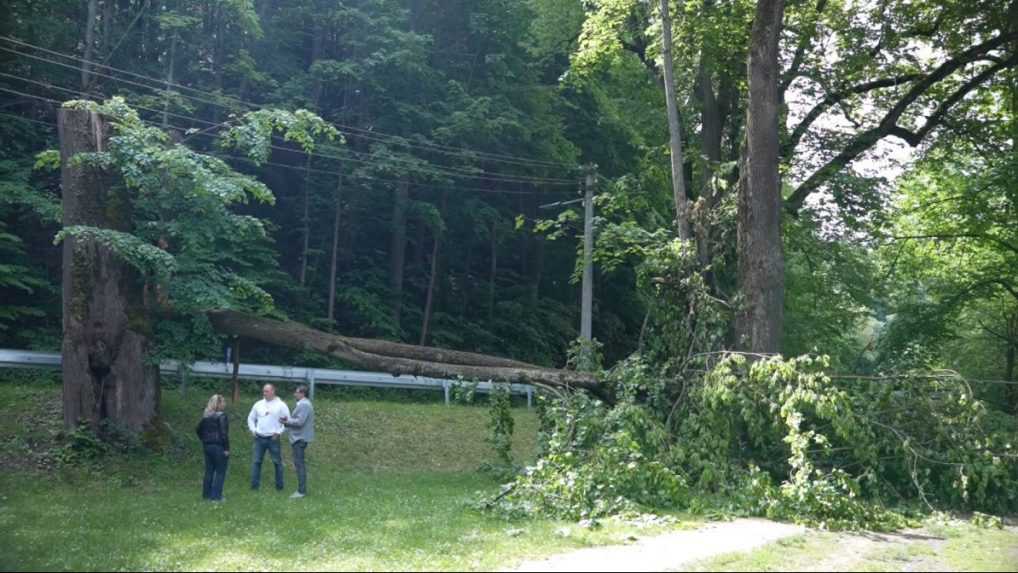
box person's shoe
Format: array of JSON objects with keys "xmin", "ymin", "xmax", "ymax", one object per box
[{"xmin": 290, "ymin": 491, "xmax": 305, "ymax": 499}]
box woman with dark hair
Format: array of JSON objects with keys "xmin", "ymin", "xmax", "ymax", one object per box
[{"xmin": 196, "ymin": 394, "xmax": 230, "ymax": 502}]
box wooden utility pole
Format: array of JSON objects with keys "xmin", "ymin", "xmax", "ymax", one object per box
[
  {"xmin": 659, "ymin": 0, "xmax": 692, "ymax": 240},
  {"xmin": 299, "ymin": 153, "xmax": 313, "ymax": 287},
  {"xmin": 581, "ymin": 165, "xmax": 596, "ymax": 343},
  {"xmin": 231, "ymin": 337, "xmax": 241, "ymax": 404}
]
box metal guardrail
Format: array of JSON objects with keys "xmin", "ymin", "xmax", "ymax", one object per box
[{"xmin": 0, "ymin": 348, "xmax": 534, "ymax": 407}]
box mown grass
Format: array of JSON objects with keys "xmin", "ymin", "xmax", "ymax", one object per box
[{"xmin": 0, "ymin": 373, "xmax": 684, "ymax": 572}]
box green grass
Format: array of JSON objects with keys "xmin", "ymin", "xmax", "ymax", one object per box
[
  {"xmin": 0, "ymin": 375, "xmax": 686, "ymax": 572},
  {"xmin": 684, "ymin": 534, "xmax": 839, "ymax": 572},
  {"xmin": 935, "ymin": 522, "xmax": 1018, "ymax": 572}
]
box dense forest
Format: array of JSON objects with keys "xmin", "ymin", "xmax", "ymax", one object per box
[{"xmin": 1, "ymin": 0, "xmax": 1016, "ymax": 528}]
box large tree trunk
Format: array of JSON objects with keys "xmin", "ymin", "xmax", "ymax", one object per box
[
  {"xmin": 207, "ymin": 311, "xmax": 598, "ymax": 391},
  {"xmin": 59, "ymin": 108, "xmax": 160, "ymax": 432},
  {"xmin": 695, "ymin": 60, "xmax": 725, "ymax": 294},
  {"xmin": 659, "ymin": 0, "xmax": 692, "ymax": 240},
  {"xmin": 736, "ymin": 0, "xmax": 786, "ymax": 354},
  {"xmin": 389, "ymin": 181, "xmax": 410, "ymax": 333}
]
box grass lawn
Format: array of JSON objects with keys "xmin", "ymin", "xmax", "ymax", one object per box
[{"xmin": 0, "ymin": 374, "xmax": 686, "ymax": 572}]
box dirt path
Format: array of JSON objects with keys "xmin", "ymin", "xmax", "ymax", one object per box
[
  {"xmin": 806, "ymin": 529, "xmax": 952, "ymax": 572},
  {"xmin": 511, "ymin": 519, "xmax": 806, "ymax": 573}
]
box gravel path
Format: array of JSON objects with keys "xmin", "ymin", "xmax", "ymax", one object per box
[{"xmin": 511, "ymin": 518, "xmax": 806, "ymax": 573}]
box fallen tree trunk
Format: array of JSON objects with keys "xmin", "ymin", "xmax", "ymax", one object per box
[{"xmin": 207, "ymin": 310, "xmax": 599, "ymax": 391}]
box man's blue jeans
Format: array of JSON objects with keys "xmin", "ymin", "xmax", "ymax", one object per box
[{"xmin": 251, "ymin": 435, "xmax": 284, "ymax": 491}]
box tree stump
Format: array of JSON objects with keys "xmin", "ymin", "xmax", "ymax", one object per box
[{"xmin": 59, "ymin": 107, "xmax": 159, "ymax": 433}]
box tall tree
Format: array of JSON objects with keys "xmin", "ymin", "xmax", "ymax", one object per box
[
  {"xmin": 389, "ymin": 180, "xmax": 410, "ymax": 333},
  {"xmin": 736, "ymin": 0, "xmax": 785, "ymax": 354}
]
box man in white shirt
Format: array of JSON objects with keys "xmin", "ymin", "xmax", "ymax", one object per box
[{"xmin": 247, "ymin": 384, "xmax": 291, "ymax": 491}]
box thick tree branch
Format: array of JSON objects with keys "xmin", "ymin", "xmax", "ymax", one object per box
[
  {"xmin": 996, "ymin": 280, "xmax": 1018, "ymax": 302},
  {"xmin": 785, "ymin": 31, "xmax": 1018, "ymax": 213},
  {"xmin": 889, "ymin": 53, "xmax": 1018, "ymax": 146},
  {"xmin": 783, "ymin": 74, "xmax": 922, "ymax": 156},
  {"xmin": 979, "ymin": 321, "xmax": 1012, "ymax": 343},
  {"xmin": 207, "ymin": 310, "xmax": 600, "ymax": 391},
  {"xmin": 780, "ymin": 0, "xmax": 829, "ymax": 92},
  {"xmin": 890, "ymin": 233, "xmax": 1018, "ymax": 255}
]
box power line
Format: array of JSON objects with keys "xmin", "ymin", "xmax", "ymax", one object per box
[
  {"xmin": 0, "ymin": 52, "xmax": 577, "ymax": 184},
  {"xmin": 829, "ymin": 373, "xmax": 1018, "ymax": 386},
  {"xmin": 0, "ymin": 110, "xmax": 56, "ymax": 129},
  {"xmin": 0, "ymin": 72, "xmax": 577, "ymax": 187},
  {"xmin": 0, "ymin": 86, "xmax": 562, "ymax": 196},
  {"xmin": 0, "ymin": 85, "xmax": 61, "ymax": 105},
  {"xmin": 0, "ymin": 36, "xmax": 578, "ymax": 170}
]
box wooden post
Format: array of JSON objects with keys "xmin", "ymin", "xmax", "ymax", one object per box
[
  {"xmin": 231, "ymin": 337, "xmax": 241, "ymax": 404},
  {"xmin": 659, "ymin": 0, "xmax": 692, "ymax": 239},
  {"xmin": 581, "ymin": 166, "xmax": 596, "ymax": 344}
]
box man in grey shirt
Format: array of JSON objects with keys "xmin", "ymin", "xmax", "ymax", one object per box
[{"xmin": 280, "ymin": 385, "xmax": 315, "ymax": 499}]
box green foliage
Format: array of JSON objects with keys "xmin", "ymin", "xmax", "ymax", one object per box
[
  {"xmin": 492, "ymin": 392, "xmax": 688, "ymax": 520},
  {"xmin": 44, "ymin": 98, "xmax": 337, "ymax": 361},
  {"xmin": 0, "ymin": 222, "xmax": 48, "ymax": 332},
  {"xmin": 484, "ymin": 383, "xmax": 517, "ymax": 477},
  {"xmin": 500, "ymin": 354, "xmax": 1018, "ymax": 530},
  {"xmin": 54, "ymin": 226, "xmax": 177, "ymax": 277},
  {"xmin": 220, "ymin": 108, "xmax": 341, "ymax": 163},
  {"xmin": 53, "ymin": 422, "xmax": 111, "ymax": 465},
  {"xmin": 970, "ymin": 512, "xmax": 1004, "ymax": 530}
]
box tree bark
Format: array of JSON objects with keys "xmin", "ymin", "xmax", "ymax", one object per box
[
  {"xmin": 1007, "ymin": 311, "xmax": 1017, "ymax": 414},
  {"xmin": 736, "ymin": 0, "xmax": 786, "ymax": 354},
  {"xmin": 659, "ymin": 0, "xmax": 692, "ymax": 240},
  {"xmin": 694, "ymin": 56, "xmax": 724, "ymax": 288},
  {"xmin": 327, "ymin": 173, "xmax": 344, "ymax": 324},
  {"xmin": 419, "ymin": 229, "xmax": 441, "ymax": 346},
  {"xmin": 528, "ymin": 193, "xmax": 544, "ymax": 305},
  {"xmin": 420, "ymin": 192, "xmax": 447, "ymax": 346},
  {"xmin": 59, "ymin": 108, "xmax": 160, "ymax": 432},
  {"xmin": 207, "ymin": 311, "xmax": 598, "ymax": 390},
  {"xmin": 488, "ymin": 219, "xmax": 498, "ymax": 322},
  {"xmin": 389, "ymin": 181, "xmax": 410, "ymax": 333}
]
